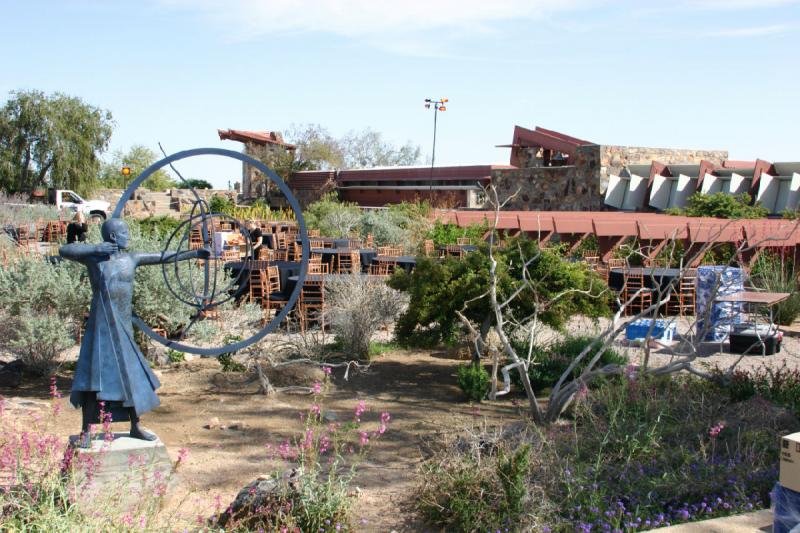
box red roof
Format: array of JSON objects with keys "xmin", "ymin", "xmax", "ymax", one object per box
[
  {"xmin": 508, "ymin": 126, "xmax": 595, "ymax": 167},
  {"xmin": 218, "ymin": 129, "xmax": 296, "ymax": 150}
]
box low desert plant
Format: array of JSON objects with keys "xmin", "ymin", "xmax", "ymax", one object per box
[
  {"xmin": 511, "ymin": 335, "xmax": 628, "ymax": 393},
  {"xmin": 456, "ymin": 363, "xmax": 491, "ymax": 402},
  {"xmin": 749, "ymin": 252, "xmax": 800, "ymax": 325}
]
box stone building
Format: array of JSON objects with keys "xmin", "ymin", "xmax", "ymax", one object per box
[
  {"xmin": 492, "ymin": 126, "xmax": 728, "ymax": 211},
  {"xmin": 217, "ymin": 129, "xmax": 296, "ymax": 201}
]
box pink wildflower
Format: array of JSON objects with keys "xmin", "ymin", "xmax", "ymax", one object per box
[
  {"xmin": 709, "ymin": 422, "xmax": 726, "ymax": 438},
  {"xmin": 354, "ymin": 400, "xmax": 367, "ymax": 420},
  {"xmin": 309, "ymin": 404, "xmax": 321, "ymax": 417},
  {"xmin": 312, "ymin": 382, "xmax": 322, "ymax": 394},
  {"xmin": 323, "ymin": 366, "xmax": 332, "ymax": 376},
  {"xmin": 177, "ymin": 447, "xmax": 189, "ymax": 463},
  {"xmin": 380, "ymin": 412, "xmax": 391, "ymax": 424},
  {"xmin": 359, "ymin": 431, "xmax": 369, "ymax": 446}
]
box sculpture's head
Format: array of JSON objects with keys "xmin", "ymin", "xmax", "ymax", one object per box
[{"xmin": 101, "ymin": 219, "xmax": 130, "ymax": 249}]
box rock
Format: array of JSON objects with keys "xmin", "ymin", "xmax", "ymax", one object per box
[
  {"xmin": 204, "ymin": 417, "xmax": 220, "ymax": 429},
  {"xmin": 0, "ymin": 360, "xmax": 24, "ymax": 388},
  {"xmin": 323, "ymin": 411, "xmax": 338, "ymax": 423},
  {"xmin": 227, "ymin": 420, "xmax": 247, "ymax": 430},
  {"xmin": 215, "ymin": 469, "xmax": 300, "ymax": 528}
]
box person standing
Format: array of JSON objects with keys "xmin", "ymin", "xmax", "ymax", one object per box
[
  {"xmin": 66, "ymin": 212, "xmax": 88, "ymax": 244},
  {"xmin": 247, "ymin": 220, "xmax": 263, "ymax": 259}
]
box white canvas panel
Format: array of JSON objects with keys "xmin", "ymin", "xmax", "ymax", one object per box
[
  {"xmin": 671, "ymin": 174, "xmax": 697, "ymax": 208},
  {"xmin": 623, "ymin": 174, "xmax": 648, "ymax": 210},
  {"xmin": 649, "ymin": 174, "xmax": 671, "ymax": 210},
  {"xmin": 604, "ymin": 174, "xmax": 626, "ymax": 209},
  {"xmin": 701, "ymin": 174, "xmax": 721, "ymax": 195},
  {"xmin": 757, "ymin": 173, "xmax": 779, "ymax": 213},
  {"xmin": 728, "ymin": 173, "xmax": 750, "ymax": 195}
]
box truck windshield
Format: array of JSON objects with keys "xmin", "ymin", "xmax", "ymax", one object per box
[{"xmin": 62, "ymin": 191, "xmax": 82, "ymax": 203}]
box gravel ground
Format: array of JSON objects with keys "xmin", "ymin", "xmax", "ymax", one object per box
[{"xmin": 562, "ymin": 314, "xmax": 800, "ymax": 374}]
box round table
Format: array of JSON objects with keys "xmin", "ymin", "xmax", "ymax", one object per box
[{"xmin": 371, "ymin": 255, "xmax": 416, "ymax": 273}]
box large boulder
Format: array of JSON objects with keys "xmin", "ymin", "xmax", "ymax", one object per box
[
  {"xmin": 215, "ymin": 469, "xmax": 300, "ymax": 529},
  {"xmin": 0, "ymin": 360, "xmax": 24, "ymax": 388}
]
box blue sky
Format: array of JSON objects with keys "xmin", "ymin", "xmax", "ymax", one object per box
[{"xmin": 2, "ymin": 0, "xmax": 798, "ymax": 189}]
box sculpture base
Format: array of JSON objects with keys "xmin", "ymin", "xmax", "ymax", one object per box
[{"xmin": 66, "ymin": 432, "xmax": 177, "ymax": 510}]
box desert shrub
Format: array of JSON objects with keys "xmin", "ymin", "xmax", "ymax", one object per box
[
  {"xmin": 511, "ymin": 335, "xmax": 628, "ymax": 393},
  {"xmin": 165, "ymin": 348, "xmax": 185, "ymax": 363},
  {"xmin": 456, "ymin": 363, "xmax": 491, "ymax": 402},
  {"xmin": 325, "ymin": 274, "xmax": 408, "ymax": 359},
  {"xmin": 209, "ymin": 194, "xmax": 234, "ymax": 214},
  {"xmin": 0, "ymin": 253, "xmax": 91, "ymax": 374},
  {"xmin": 135, "ymin": 215, "xmax": 182, "ymax": 239},
  {"xmin": 749, "ymin": 252, "xmax": 800, "ymax": 325},
  {"xmin": 417, "ymin": 439, "xmax": 535, "ymax": 532},
  {"xmin": 389, "ymin": 237, "xmax": 610, "ymax": 347},
  {"xmin": 304, "ymin": 193, "xmax": 361, "ymax": 237},
  {"xmin": 0, "ymin": 191, "xmax": 61, "ymax": 224},
  {"xmin": 717, "ymin": 362, "xmax": 800, "ymax": 416},
  {"xmin": 358, "ymin": 209, "xmax": 408, "ymax": 247}
]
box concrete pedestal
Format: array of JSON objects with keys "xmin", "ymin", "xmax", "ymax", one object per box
[{"xmin": 66, "ymin": 432, "xmax": 177, "ymax": 509}]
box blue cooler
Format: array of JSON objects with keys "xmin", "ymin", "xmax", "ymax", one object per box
[{"xmin": 625, "ymin": 319, "xmax": 676, "ymax": 342}]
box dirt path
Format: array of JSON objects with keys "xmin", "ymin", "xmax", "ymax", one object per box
[{"xmin": 1, "ymin": 350, "xmax": 520, "ymax": 532}]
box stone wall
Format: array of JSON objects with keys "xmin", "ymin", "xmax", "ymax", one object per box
[
  {"xmin": 241, "ymin": 142, "xmax": 291, "ymax": 201},
  {"xmin": 94, "ymin": 188, "xmax": 238, "ymax": 219}
]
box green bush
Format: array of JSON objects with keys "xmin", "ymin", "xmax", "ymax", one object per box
[
  {"xmin": 717, "ymin": 362, "xmax": 800, "ymax": 417},
  {"xmin": 426, "ymin": 220, "xmax": 487, "ymax": 247},
  {"xmin": 209, "ymin": 194, "xmax": 234, "ymax": 213},
  {"xmin": 456, "ymin": 363, "xmax": 491, "ymax": 402},
  {"xmin": 511, "ymin": 335, "xmax": 628, "ymax": 393},
  {"xmin": 665, "ymin": 192, "xmax": 768, "ymax": 219},
  {"xmin": 389, "ymin": 237, "xmax": 611, "ymax": 347},
  {"xmin": 136, "ymin": 215, "xmax": 183, "ymax": 239}
]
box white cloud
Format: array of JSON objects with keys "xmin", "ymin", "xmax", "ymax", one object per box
[
  {"xmin": 708, "ymin": 24, "xmax": 792, "ymax": 37},
  {"xmin": 156, "ymin": 0, "xmax": 597, "ymax": 39}
]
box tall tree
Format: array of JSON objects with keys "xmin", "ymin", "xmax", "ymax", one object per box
[
  {"xmin": 98, "ymin": 145, "xmax": 176, "ymax": 191},
  {"xmin": 284, "ymin": 124, "xmax": 422, "ymax": 171},
  {"xmin": 0, "ymin": 90, "xmax": 114, "ymax": 195},
  {"xmin": 341, "ymin": 128, "xmax": 421, "ymax": 168}
]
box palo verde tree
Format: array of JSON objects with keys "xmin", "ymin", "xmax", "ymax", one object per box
[{"xmin": 0, "ymin": 90, "xmax": 114, "ymax": 195}]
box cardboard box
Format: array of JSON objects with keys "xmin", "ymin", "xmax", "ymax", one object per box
[{"xmin": 780, "ymin": 432, "xmax": 800, "ymax": 493}]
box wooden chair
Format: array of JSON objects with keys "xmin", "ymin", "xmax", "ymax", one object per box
[
  {"xmin": 258, "ymin": 247, "xmax": 276, "ymax": 261},
  {"xmin": 299, "ymin": 278, "xmax": 325, "ymax": 332},
  {"xmin": 607, "ymin": 258, "xmax": 627, "ymax": 269},
  {"xmin": 310, "ymin": 238, "xmax": 326, "ymax": 249},
  {"xmin": 445, "ymin": 244, "xmax": 463, "ymax": 258},
  {"xmin": 370, "ymin": 259, "xmax": 395, "ymax": 276},
  {"xmin": 365, "ymin": 234, "xmax": 374, "ymax": 249},
  {"xmin": 274, "ymin": 232, "xmax": 288, "ymax": 251},
  {"xmin": 263, "ymin": 266, "xmax": 289, "ymax": 319},
  {"xmin": 308, "ymin": 229, "xmax": 321, "ymax": 238},
  {"xmin": 336, "ymin": 250, "xmax": 361, "ymax": 274},
  {"xmin": 378, "ymin": 246, "xmax": 402, "ymax": 257},
  {"xmin": 668, "ymin": 269, "xmax": 696, "ymax": 316},
  {"xmin": 220, "ymin": 249, "xmax": 240, "ymax": 262},
  {"xmin": 346, "ymin": 238, "xmax": 363, "ymax": 248},
  {"xmin": 423, "ymin": 239, "xmax": 435, "ymax": 257},
  {"xmin": 623, "ymin": 273, "xmax": 653, "ymax": 316},
  {"xmin": 456, "ymin": 237, "xmax": 471, "ymax": 245},
  {"xmin": 248, "ymin": 261, "xmax": 268, "ymax": 303},
  {"xmin": 309, "ymin": 262, "xmax": 329, "ymax": 274}
]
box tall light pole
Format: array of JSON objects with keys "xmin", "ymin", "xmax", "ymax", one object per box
[{"xmin": 424, "ymin": 98, "xmax": 448, "ymax": 204}]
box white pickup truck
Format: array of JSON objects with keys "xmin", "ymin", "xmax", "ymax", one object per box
[{"xmin": 32, "ymin": 189, "xmax": 111, "ymax": 222}]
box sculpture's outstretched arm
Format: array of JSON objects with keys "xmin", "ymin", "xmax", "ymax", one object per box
[
  {"xmin": 60, "ymin": 242, "xmax": 116, "ymax": 263},
  {"xmin": 135, "ymin": 248, "xmax": 210, "ymax": 267}
]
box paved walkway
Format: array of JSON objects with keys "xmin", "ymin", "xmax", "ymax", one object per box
[{"xmin": 654, "ymin": 509, "xmax": 772, "ymax": 532}]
